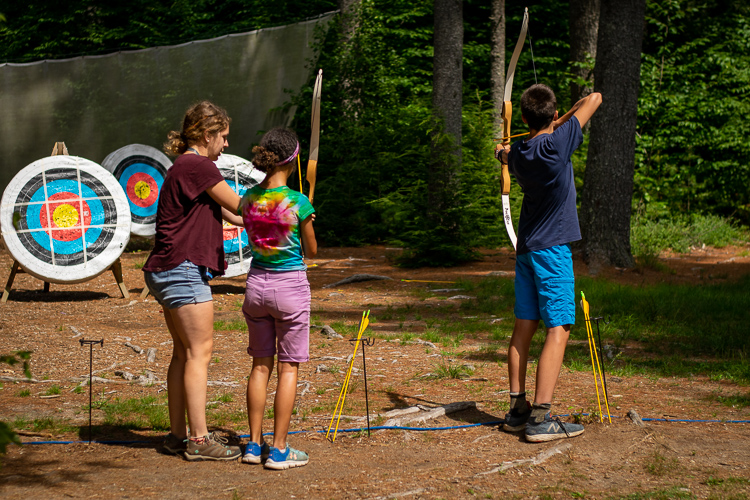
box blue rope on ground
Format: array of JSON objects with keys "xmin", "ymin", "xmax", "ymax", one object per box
[{"xmin": 17, "ymin": 414, "xmax": 750, "ymax": 445}]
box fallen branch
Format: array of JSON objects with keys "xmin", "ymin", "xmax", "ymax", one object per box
[
  {"xmin": 323, "ymin": 274, "xmax": 392, "ymax": 288},
  {"xmin": 477, "ymin": 442, "xmax": 572, "ymax": 475},
  {"xmin": 383, "ymin": 401, "xmax": 476, "ymax": 427}
]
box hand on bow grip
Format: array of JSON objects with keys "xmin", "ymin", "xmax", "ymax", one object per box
[{"xmin": 494, "ymin": 144, "xmax": 511, "ymax": 164}]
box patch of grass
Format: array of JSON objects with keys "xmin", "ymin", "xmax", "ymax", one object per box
[
  {"xmin": 615, "ymin": 487, "xmax": 695, "ymax": 499},
  {"xmin": 432, "ymin": 362, "xmax": 473, "ymax": 380},
  {"xmin": 264, "ymin": 407, "xmax": 274, "ymax": 419},
  {"xmin": 315, "ymin": 387, "xmax": 326, "ymax": 395},
  {"xmin": 464, "ymin": 273, "xmax": 750, "ymax": 383},
  {"xmin": 213, "ymin": 319, "xmax": 248, "ymax": 331},
  {"xmin": 92, "ymin": 395, "xmax": 170, "ymax": 431},
  {"xmin": 631, "ymin": 212, "xmax": 746, "ymax": 257},
  {"xmin": 12, "ymin": 416, "xmax": 74, "ymax": 434},
  {"xmin": 216, "ymin": 393, "xmax": 234, "ymax": 403},
  {"xmin": 329, "ymin": 320, "xmax": 358, "ymax": 337},
  {"xmin": 644, "ymin": 451, "xmax": 680, "ymax": 477},
  {"xmin": 44, "ymin": 385, "xmax": 61, "ymax": 396},
  {"xmin": 73, "ymin": 385, "xmax": 84, "ymax": 394},
  {"xmin": 709, "ymin": 391, "xmax": 750, "ymax": 409},
  {"xmin": 16, "ymin": 388, "xmax": 31, "ymax": 397}
]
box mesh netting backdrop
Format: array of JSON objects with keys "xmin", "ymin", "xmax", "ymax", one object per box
[{"xmin": 0, "ymin": 14, "xmax": 333, "ymax": 195}]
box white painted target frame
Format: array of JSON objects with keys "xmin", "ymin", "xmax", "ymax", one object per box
[
  {"xmin": 102, "ymin": 144, "xmax": 172, "ymax": 237},
  {"xmin": 214, "ymin": 154, "xmax": 266, "ymax": 278},
  {"xmin": 1, "ymin": 155, "xmax": 132, "ymax": 285}
]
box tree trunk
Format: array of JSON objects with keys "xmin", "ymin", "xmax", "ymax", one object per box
[
  {"xmin": 569, "ymin": 0, "xmax": 600, "ymax": 105},
  {"xmin": 429, "ymin": 0, "xmax": 463, "ymax": 225},
  {"xmin": 338, "ymin": 0, "xmax": 362, "ymax": 117},
  {"xmin": 490, "ymin": 0, "xmax": 505, "ymax": 135},
  {"xmin": 579, "ymin": 0, "xmax": 645, "ymax": 270}
]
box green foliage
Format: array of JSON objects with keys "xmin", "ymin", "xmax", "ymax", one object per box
[
  {"xmin": 0, "ymin": 0, "xmax": 337, "ymax": 63},
  {"xmin": 1, "ymin": 351, "xmax": 31, "ymax": 455},
  {"xmin": 2, "ymin": 0, "xmax": 748, "ymax": 260},
  {"xmin": 631, "ymin": 213, "xmax": 746, "ymax": 257},
  {"xmin": 636, "ymin": 1, "xmax": 750, "ymax": 223},
  {"xmin": 0, "ymin": 351, "xmax": 31, "ymax": 379}
]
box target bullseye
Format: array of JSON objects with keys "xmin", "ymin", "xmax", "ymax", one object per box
[
  {"xmin": 102, "ymin": 144, "xmax": 172, "ymax": 237},
  {"xmin": 1, "ymin": 155, "xmax": 131, "ymax": 284},
  {"xmin": 214, "ymin": 154, "xmax": 265, "ymax": 277}
]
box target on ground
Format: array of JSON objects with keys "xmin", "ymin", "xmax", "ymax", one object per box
[
  {"xmin": 0, "ymin": 155, "xmax": 131, "ymax": 284},
  {"xmin": 214, "ymin": 154, "xmax": 265, "ymax": 278},
  {"xmin": 102, "ymin": 144, "xmax": 172, "ymax": 237}
]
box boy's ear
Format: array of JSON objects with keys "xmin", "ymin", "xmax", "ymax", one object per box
[
  {"xmin": 554, "ymin": 110, "xmax": 559, "ymax": 120},
  {"xmin": 521, "ymin": 114, "xmax": 528, "ymax": 124}
]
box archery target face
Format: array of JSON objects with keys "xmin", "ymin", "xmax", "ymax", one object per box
[
  {"xmin": 1, "ymin": 155, "xmax": 131, "ymax": 284},
  {"xmin": 214, "ymin": 154, "xmax": 266, "ymax": 278},
  {"xmin": 102, "ymin": 144, "xmax": 172, "ymax": 237}
]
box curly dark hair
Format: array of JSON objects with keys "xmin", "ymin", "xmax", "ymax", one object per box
[
  {"xmin": 520, "ymin": 84, "xmax": 557, "ymax": 131},
  {"xmin": 251, "ymin": 127, "xmax": 299, "ymax": 173},
  {"xmin": 164, "ymin": 101, "xmax": 231, "ymax": 156}
]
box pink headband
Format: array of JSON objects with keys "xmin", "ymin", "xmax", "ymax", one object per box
[{"xmin": 275, "ymin": 142, "xmax": 300, "ymax": 166}]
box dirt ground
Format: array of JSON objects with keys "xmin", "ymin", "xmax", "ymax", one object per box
[{"xmin": 1, "ymin": 243, "xmax": 749, "ymax": 499}]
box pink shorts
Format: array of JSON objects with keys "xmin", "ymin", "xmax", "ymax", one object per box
[{"xmin": 242, "ymin": 268, "xmax": 310, "ymax": 363}]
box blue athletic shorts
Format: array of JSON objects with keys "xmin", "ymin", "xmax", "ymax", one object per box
[
  {"xmin": 144, "ymin": 260, "xmax": 213, "ymax": 309},
  {"xmin": 514, "ymin": 244, "xmax": 575, "ymax": 328}
]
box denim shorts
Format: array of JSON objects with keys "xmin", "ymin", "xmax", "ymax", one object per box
[
  {"xmin": 514, "ymin": 244, "xmax": 575, "ymax": 328},
  {"xmin": 143, "ymin": 260, "xmax": 213, "ymax": 309},
  {"xmin": 242, "ymin": 268, "xmax": 310, "ymax": 363}
]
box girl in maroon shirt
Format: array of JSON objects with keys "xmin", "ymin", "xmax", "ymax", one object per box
[{"xmin": 143, "ymin": 101, "xmax": 244, "ymax": 461}]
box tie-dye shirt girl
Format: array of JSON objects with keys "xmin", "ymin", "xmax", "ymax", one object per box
[{"xmin": 240, "ymin": 186, "xmax": 315, "ymax": 271}]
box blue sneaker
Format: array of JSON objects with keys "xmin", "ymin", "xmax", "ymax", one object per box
[
  {"xmin": 525, "ymin": 412, "xmax": 584, "ymax": 443},
  {"xmin": 265, "ymin": 445, "xmax": 309, "ymax": 470},
  {"xmin": 241, "ymin": 440, "xmax": 270, "ymax": 464}
]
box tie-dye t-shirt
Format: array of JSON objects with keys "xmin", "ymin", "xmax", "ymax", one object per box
[{"xmin": 239, "ymin": 186, "xmax": 315, "ymax": 271}]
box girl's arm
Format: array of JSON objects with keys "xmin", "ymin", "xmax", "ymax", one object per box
[
  {"xmin": 221, "ymin": 207, "xmax": 244, "ymax": 227},
  {"xmin": 205, "ymin": 180, "xmax": 241, "ymax": 214},
  {"xmin": 300, "ymin": 214, "xmax": 317, "ymax": 258}
]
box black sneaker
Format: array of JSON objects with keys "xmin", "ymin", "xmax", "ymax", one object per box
[
  {"xmin": 161, "ymin": 433, "xmax": 187, "ymax": 455},
  {"xmin": 525, "ymin": 412, "xmax": 584, "ymax": 443},
  {"xmin": 503, "ymin": 404, "xmax": 531, "ymax": 432}
]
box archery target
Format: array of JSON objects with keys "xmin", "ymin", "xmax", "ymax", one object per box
[
  {"xmin": 1, "ymin": 155, "xmax": 131, "ymax": 284},
  {"xmin": 102, "ymin": 144, "xmax": 172, "ymax": 237},
  {"xmin": 214, "ymin": 154, "xmax": 266, "ymax": 278}
]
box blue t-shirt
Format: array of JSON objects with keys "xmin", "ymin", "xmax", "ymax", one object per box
[
  {"xmin": 239, "ymin": 186, "xmax": 315, "ymax": 271},
  {"xmin": 508, "ymin": 116, "xmax": 583, "ymax": 255}
]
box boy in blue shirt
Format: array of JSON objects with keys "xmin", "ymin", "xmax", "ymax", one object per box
[{"xmin": 496, "ymin": 84, "xmax": 602, "ymax": 442}]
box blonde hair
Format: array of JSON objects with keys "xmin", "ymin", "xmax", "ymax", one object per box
[{"xmin": 164, "ymin": 101, "xmax": 231, "ymax": 156}]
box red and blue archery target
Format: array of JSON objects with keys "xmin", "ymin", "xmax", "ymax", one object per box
[
  {"xmin": 214, "ymin": 154, "xmax": 266, "ymax": 278},
  {"xmin": 102, "ymin": 144, "xmax": 172, "ymax": 237},
  {"xmin": 1, "ymin": 155, "xmax": 131, "ymax": 284}
]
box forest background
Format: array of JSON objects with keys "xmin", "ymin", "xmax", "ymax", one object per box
[{"xmin": 1, "ymin": 0, "xmax": 749, "ymax": 266}]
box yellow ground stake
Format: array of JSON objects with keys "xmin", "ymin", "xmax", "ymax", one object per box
[
  {"xmin": 580, "ymin": 292, "xmax": 611, "ymax": 423},
  {"xmin": 326, "ymin": 310, "xmax": 370, "ymax": 442}
]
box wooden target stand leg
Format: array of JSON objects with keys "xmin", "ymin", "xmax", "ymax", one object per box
[{"xmin": 1, "ymin": 142, "xmax": 130, "ymax": 303}]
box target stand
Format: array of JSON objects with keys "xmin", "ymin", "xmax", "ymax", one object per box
[{"xmin": 1, "ymin": 143, "xmax": 132, "ymax": 303}]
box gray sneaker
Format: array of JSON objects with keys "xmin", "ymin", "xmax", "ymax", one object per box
[
  {"xmin": 185, "ymin": 432, "xmax": 242, "ymax": 461},
  {"xmin": 525, "ymin": 413, "xmax": 584, "ymax": 443},
  {"xmin": 503, "ymin": 402, "xmax": 531, "ymax": 432}
]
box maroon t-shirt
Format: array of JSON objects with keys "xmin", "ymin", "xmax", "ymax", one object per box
[{"xmin": 143, "ymin": 154, "xmax": 227, "ymax": 275}]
